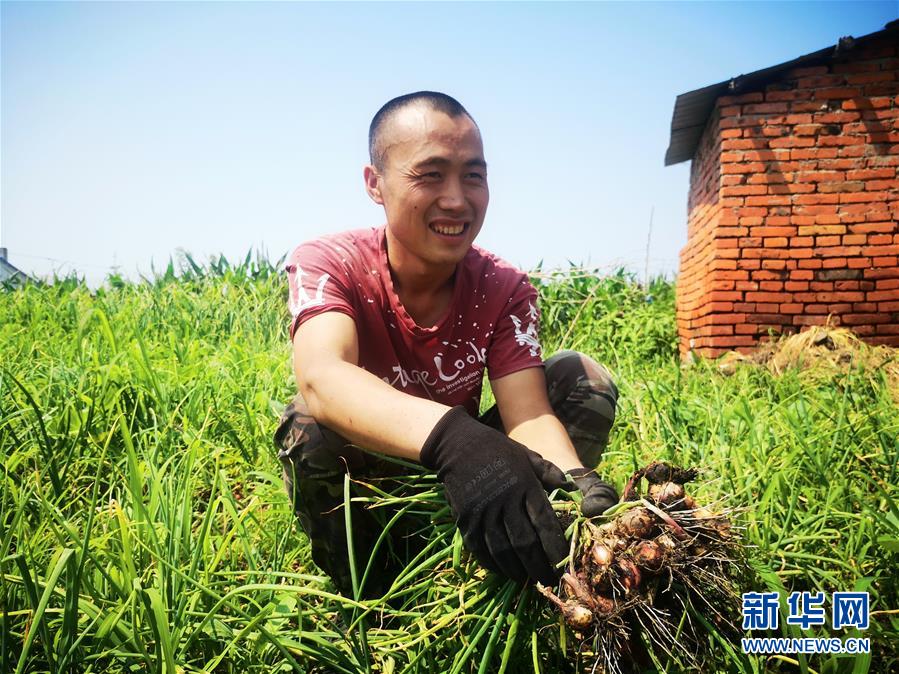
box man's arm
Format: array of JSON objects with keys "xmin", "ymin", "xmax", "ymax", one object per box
[
  {"xmin": 294, "ymin": 310, "xmax": 572, "ymax": 583},
  {"xmin": 293, "ymin": 311, "xmax": 450, "ymax": 460},
  {"xmin": 490, "ymin": 366, "xmax": 583, "ymax": 471},
  {"xmin": 491, "ymin": 366, "xmax": 619, "ymax": 516}
]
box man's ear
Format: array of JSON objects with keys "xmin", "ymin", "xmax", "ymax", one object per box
[{"xmin": 363, "ymin": 165, "xmax": 384, "ymax": 205}]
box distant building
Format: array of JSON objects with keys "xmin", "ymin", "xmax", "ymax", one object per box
[
  {"xmin": 666, "ymin": 20, "xmax": 899, "ymax": 358},
  {"xmin": 0, "ymin": 248, "xmax": 31, "ymax": 287}
]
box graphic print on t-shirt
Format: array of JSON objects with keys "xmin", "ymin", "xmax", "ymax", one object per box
[
  {"xmin": 509, "ymin": 302, "xmax": 540, "ymax": 357},
  {"xmin": 288, "ymin": 266, "xmax": 331, "ymax": 316},
  {"xmin": 431, "ymin": 338, "xmax": 488, "ymax": 396}
]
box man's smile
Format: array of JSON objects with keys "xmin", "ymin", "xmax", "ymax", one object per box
[{"xmin": 429, "ymin": 220, "xmax": 469, "ymax": 237}]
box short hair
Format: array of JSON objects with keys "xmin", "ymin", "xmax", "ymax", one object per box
[{"xmin": 368, "ymin": 91, "xmax": 477, "ymax": 170}]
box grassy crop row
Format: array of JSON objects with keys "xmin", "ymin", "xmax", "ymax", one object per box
[{"xmin": 1, "ymin": 255, "xmax": 897, "ymax": 673}]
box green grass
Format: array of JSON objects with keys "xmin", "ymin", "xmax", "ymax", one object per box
[{"xmin": 1, "ymin": 254, "xmax": 897, "ymax": 673}]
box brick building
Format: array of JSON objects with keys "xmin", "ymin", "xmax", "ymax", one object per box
[{"xmin": 666, "ymin": 20, "xmax": 899, "ymax": 358}]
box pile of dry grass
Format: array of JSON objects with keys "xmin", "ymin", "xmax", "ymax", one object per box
[{"xmin": 717, "ymin": 326, "xmax": 899, "ymax": 402}]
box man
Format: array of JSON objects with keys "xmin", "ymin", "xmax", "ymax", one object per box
[{"xmin": 274, "ymin": 91, "xmax": 619, "ymax": 596}]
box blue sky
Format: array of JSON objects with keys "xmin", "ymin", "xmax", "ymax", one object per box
[{"xmin": 2, "ymin": 1, "xmax": 896, "ymax": 287}]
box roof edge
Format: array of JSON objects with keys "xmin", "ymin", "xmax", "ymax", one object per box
[{"xmin": 664, "ymin": 19, "xmax": 899, "ymax": 167}]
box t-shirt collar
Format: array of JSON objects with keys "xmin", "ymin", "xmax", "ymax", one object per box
[{"xmin": 376, "ymin": 224, "xmax": 464, "ymax": 336}]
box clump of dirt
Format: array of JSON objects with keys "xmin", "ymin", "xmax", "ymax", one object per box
[
  {"xmin": 717, "ymin": 326, "xmax": 899, "ymax": 402},
  {"xmin": 540, "ymin": 462, "xmax": 748, "ymax": 673}
]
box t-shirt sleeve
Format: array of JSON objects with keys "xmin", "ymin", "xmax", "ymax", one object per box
[
  {"xmin": 285, "ymin": 240, "xmax": 356, "ymax": 340},
  {"xmin": 486, "ymin": 277, "xmax": 544, "ymax": 380}
]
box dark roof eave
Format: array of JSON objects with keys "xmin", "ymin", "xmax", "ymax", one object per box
[
  {"xmin": 0, "ymin": 259, "xmax": 30, "ymax": 283},
  {"xmin": 664, "ymin": 20, "xmax": 899, "ymax": 166}
]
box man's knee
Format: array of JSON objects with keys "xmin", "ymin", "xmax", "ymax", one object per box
[
  {"xmin": 544, "ymin": 350, "xmax": 618, "ymax": 468},
  {"xmin": 273, "ymin": 394, "xmax": 364, "ymax": 514},
  {"xmin": 273, "ymin": 394, "xmax": 362, "ymax": 590},
  {"xmin": 272, "ymin": 393, "xmax": 421, "ymax": 596},
  {"xmin": 274, "ymin": 393, "xmax": 316, "ymax": 461},
  {"xmin": 544, "ymin": 350, "xmax": 618, "ymax": 409}
]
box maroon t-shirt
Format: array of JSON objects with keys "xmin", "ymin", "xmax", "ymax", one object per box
[{"xmin": 286, "ymin": 225, "xmax": 543, "ymax": 415}]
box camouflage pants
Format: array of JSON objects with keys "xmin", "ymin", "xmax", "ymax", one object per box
[{"xmin": 273, "ymin": 349, "xmax": 618, "ymax": 596}]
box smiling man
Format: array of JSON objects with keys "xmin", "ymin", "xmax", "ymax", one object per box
[{"xmin": 274, "ymin": 92, "xmax": 619, "ymax": 596}]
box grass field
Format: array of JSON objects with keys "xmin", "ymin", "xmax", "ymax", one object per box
[{"xmin": 2, "ymin": 256, "xmax": 897, "ymax": 673}]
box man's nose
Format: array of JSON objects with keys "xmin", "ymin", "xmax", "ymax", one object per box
[{"xmin": 437, "ymin": 176, "xmax": 467, "ymax": 212}]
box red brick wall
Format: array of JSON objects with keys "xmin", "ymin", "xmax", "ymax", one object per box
[
  {"xmin": 676, "ymin": 110, "xmax": 728, "ymax": 354},
  {"xmin": 678, "ymin": 34, "xmax": 899, "ymax": 358}
]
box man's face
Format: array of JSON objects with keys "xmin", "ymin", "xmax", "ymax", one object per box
[{"xmin": 365, "ymin": 105, "xmax": 489, "ymax": 270}]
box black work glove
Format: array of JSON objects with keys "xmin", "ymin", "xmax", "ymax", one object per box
[
  {"xmin": 421, "ymin": 406, "xmax": 573, "ymax": 584},
  {"xmin": 569, "ymin": 468, "xmax": 619, "ymax": 517}
]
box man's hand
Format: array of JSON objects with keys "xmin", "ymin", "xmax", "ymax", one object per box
[
  {"xmin": 569, "ymin": 468, "xmax": 619, "ymax": 517},
  {"xmin": 421, "ymin": 406, "xmax": 572, "ymax": 584}
]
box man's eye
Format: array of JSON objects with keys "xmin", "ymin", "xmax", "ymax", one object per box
[
  {"xmin": 420, "ymin": 172, "xmax": 441, "ymax": 179},
  {"xmin": 466, "ymin": 172, "xmax": 485, "ymax": 181}
]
